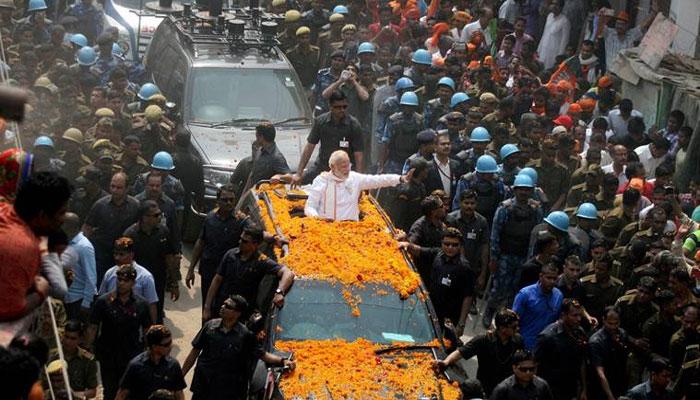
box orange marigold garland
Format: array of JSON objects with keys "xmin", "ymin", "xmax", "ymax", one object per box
[
  {"xmin": 257, "ymin": 185, "xmax": 422, "ymax": 303},
  {"xmin": 276, "ymin": 339, "xmax": 460, "ymax": 400}
]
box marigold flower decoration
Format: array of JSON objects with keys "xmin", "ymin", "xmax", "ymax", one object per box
[
  {"xmin": 276, "ymin": 339, "xmax": 460, "ymax": 400},
  {"xmin": 257, "ymin": 185, "xmax": 422, "ymax": 313}
]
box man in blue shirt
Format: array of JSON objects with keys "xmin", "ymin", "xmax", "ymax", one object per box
[
  {"xmin": 61, "ymin": 212, "xmax": 97, "ymax": 322},
  {"xmin": 512, "ymin": 263, "xmax": 563, "ymax": 350},
  {"xmin": 99, "ymin": 237, "xmax": 158, "ymax": 322}
]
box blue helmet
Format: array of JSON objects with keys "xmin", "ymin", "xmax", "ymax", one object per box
[
  {"xmin": 27, "ymin": 0, "xmax": 47, "ymax": 12},
  {"xmin": 475, "ymin": 155, "xmax": 498, "ymax": 174},
  {"xmin": 357, "ymin": 42, "xmax": 375, "ymax": 55},
  {"xmin": 513, "ymin": 174, "xmax": 535, "ymax": 188},
  {"xmin": 437, "ymin": 76, "xmax": 455, "ymax": 91},
  {"xmin": 399, "ymin": 91, "xmax": 419, "ymax": 106},
  {"xmin": 411, "ymin": 49, "xmax": 432, "ymax": 66},
  {"xmin": 69, "ymin": 33, "xmax": 88, "ymax": 48},
  {"xmin": 499, "ymin": 143, "xmax": 520, "ymax": 160},
  {"xmin": 519, "ymin": 167, "xmax": 538, "ymax": 185},
  {"xmin": 395, "ymin": 77, "xmax": 415, "ymax": 92},
  {"xmin": 545, "ymin": 211, "xmax": 570, "ymax": 232},
  {"xmin": 576, "ymin": 203, "xmax": 598, "ymax": 220},
  {"xmin": 470, "ymin": 126, "xmax": 491, "ymax": 143},
  {"xmin": 151, "ymin": 151, "xmax": 175, "ymax": 171},
  {"xmin": 34, "ymin": 135, "xmax": 54, "ymax": 148},
  {"xmin": 332, "ymin": 5, "xmax": 349, "ymax": 14},
  {"xmin": 450, "ymin": 92, "xmax": 469, "ymax": 108},
  {"xmin": 76, "ymin": 46, "xmax": 97, "ymax": 66},
  {"xmin": 138, "ymin": 83, "xmax": 161, "ymax": 101}
]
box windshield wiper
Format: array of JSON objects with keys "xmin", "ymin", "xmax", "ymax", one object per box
[
  {"xmin": 211, "ymin": 118, "xmax": 267, "ymax": 128},
  {"xmin": 273, "ymin": 116, "xmax": 311, "ymax": 126},
  {"xmin": 374, "ymin": 344, "xmax": 439, "ymax": 355}
]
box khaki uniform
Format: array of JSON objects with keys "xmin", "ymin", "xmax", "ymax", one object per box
[
  {"xmin": 286, "ymin": 44, "xmax": 321, "ymax": 89},
  {"xmin": 629, "ymin": 227, "xmax": 662, "ymax": 247},
  {"xmin": 580, "ymin": 274, "xmax": 623, "ymax": 320},
  {"xmin": 595, "ymin": 191, "xmax": 616, "ymax": 217},
  {"xmin": 673, "ymin": 344, "xmax": 700, "ymax": 398},
  {"xmin": 527, "ymin": 159, "xmax": 571, "ymax": 207},
  {"xmin": 616, "ymin": 221, "xmax": 644, "ymax": 248},
  {"xmin": 480, "ymin": 112, "xmax": 515, "ymax": 135},
  {"xmin": 609, "ymin": 246, "xmax": 637, "ymax": 282},
  {"xmin": 566, "ymin": 182, "xmax": 599, "ymax": 208},
  {"xmin": 616, "ymin": 289, "xmax": 659, "ymax": 385},
  {"xmin": 49, "ymin": 348, "xmax": 98, "ymax": 393},
  {"xmin": 600, "ymin": 206, "xmax": 635, "ymax": 242},
  {"xmin": 115, "ymin": 153, "xmax": 149, "ymax": 187}
]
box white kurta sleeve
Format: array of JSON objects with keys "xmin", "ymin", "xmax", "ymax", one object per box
[{"xmin": 357, "ymin": 173, "xmax": 402, "ymax": 191}]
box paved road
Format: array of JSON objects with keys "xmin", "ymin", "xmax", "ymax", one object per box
[{"xmin": 162, "ymin": 246, "xmax": 483, "ymax": 399}]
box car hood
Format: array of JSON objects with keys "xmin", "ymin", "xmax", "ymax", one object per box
[
  {"xmin": 274, "ymin": 339, "xmax": 460, "ymax": 400},
  {"xmin": 187, "ymin": 123, "xmax": 309, "ymax": 171}
]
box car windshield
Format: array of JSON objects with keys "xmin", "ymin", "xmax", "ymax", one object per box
[
  {"xmin": 188, "ymin": 67, "xmax": 308, "ymax": 124},
  {"xmin": 276, "ymin": 280, "xmax": 436, "ymax": 345}
]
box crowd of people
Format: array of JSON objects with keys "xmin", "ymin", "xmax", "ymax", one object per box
[{"xmin": 1, "ymin": 0, "xmax": 700, "ymax": 399}]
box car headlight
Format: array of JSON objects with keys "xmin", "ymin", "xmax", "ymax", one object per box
[{"xmin": 203, "ymin": 166, "xmax": 233, "ymax": 193}]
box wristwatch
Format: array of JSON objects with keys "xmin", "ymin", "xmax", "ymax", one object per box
[{"xmin": 275, "ymin": 288, "xmax": 285, "ymax": 296}]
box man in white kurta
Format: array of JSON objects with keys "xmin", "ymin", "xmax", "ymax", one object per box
[
  {"xmin": 537, "ymin": 4, "xmax": 571, "ymax": 69},
  {"xmin": 305, "ymin": 150, "xmax": 411, "ymax": 221}
]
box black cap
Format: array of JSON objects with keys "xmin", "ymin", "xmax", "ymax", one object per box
[
  {"xmin": 416, "ymin": 129, "xmax": 437, "ymax": 144},
  {"xmin": 330, "ymin": 49, "xmax": 345, "ymax": 60},
  {"xmin": 123, "ymin": 135, "xmax": 141, "ymax": 145}
]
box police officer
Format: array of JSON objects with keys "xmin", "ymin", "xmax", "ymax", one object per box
[
  {"xmin": 356, "ymin": 41, "xmax": 383, "ymax": 74},
  {"xmin": 566, "ymin": 164, "xmax": 603, "ymax": 209},
  {"xmin": 312, "ymin": 49, "xmax": 345, "ymax": 115},
  {"xmin": 580, "ymin": 254, "xmax": 624, "ymax": 321},
  {"xmin": 54, "ymin": 320, "xmax": 98, "ymax": 399},
  {"xmin": 568, "ymin": 203, "xmax": 603, "ymax": 262},
  {"xmin": 278, "ymin": 9, "xmax": 302, "ymax": 52},
  {"xmin": 452, "ymin": 155, "xmax": 505, "ymax": 225},
  {"xmin": 424, "ymin": 77, "xmax": 455, "ymax": 129},
  {"xmin": 528, "ymin": 211, "xmax": 583, "ymax": 265},
  {"xmin": 615, "ymin": 276, "xmax": 658, "ymax": 386},
  {"xmin": 93, "ymin": 32, "xmax": 119, "ymax": 86},
  {"xmin": 402, "ymin": 129, "xmax": 436, "ymax": 174},
  {"xmin": 379, "ymin": 91, "xmax": 424, "ymax": 174},
  {"xmin": 404, "ymin": 48, "xmax": 431, "ymax": 87},
  {"xmin": 441, "ymin": 112, "xmax": 469, "ymax": 160},
  {"xmin": 484, "ymin": 174, "xmax": 543, "ymax": 328},
  {"xmin": 317, "ymin": 12, "xmax": 345, "ymax": 65},
  {"xmin": 457, "ymin": 126, "xmax": 495, "ymax": 175},
  {"xmin": 498, "ymin": 143, "xmax": 521, "ymax": 186},
  {"xmin": 286, "ymin": 26, "xmax": 320, "ymax": 90},
  {"xmin": 59, "ymin": 128, "xmax": 92, "ymax": 182},
  {"xmin": 527, "ymin": 137, "xmax": 570, "ymax": 211},
  {"xmin": 375, "ymin": 77, "xmax": 415, "ymax": 147},
  {"xmin": 132, "ymin": 105, "xmax": 173, "ymax": 162},
  {"xmin": 600, "ymin": 188, "xmax": 640, "ymax": 242},
  {"xmin": 670, "ymin": 304, "xmax": 700, "ymax": 375},
  {"xmin": 115, "ymin": 135, "xmax": 149, "ymax": 188}
]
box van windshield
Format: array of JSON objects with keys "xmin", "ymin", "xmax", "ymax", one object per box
[{"xmin": 188, "ymin": 67, "xmax": 308, "ymax": 124}]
